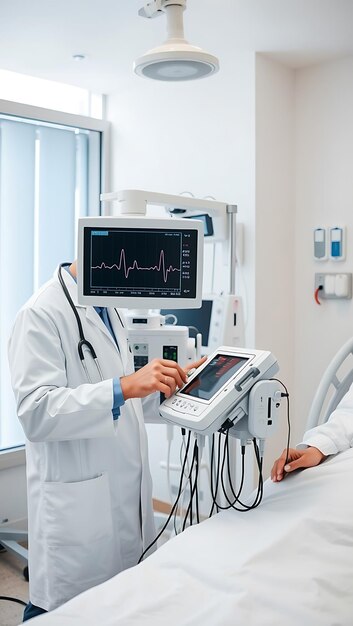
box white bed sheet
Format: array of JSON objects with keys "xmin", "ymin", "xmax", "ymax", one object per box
[{"xmin": 31, "ymin": 448, "xmax": 353, "ymax": 626}]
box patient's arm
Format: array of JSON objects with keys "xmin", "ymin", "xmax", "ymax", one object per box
[
  {"xmin": 300, "ymin": 394, "xmax": 353, "ymax": 456},
  {"xmin": 271, "ymin": 447, "xmax": 326, "ymax": 482},
  {"xmin": 272, "ymin": 381, "xmax": 353, "ymax": 482}
]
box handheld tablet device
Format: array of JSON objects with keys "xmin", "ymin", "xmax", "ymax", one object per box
[{"xmin": 160, "ymin": 346, "xmax": 279, "ymax": 434}]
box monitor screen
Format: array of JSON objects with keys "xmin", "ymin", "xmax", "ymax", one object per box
[
  {"xmin": 77, "ymin": 217, "xmax": 203, "ymax": 308},
  {"xmin": 161, "ymin": 300, "xmax": 213, "ymax": 345},
  {"xmin": 181, "ymin": 353, "xmax": 249, "ymax": 401}
]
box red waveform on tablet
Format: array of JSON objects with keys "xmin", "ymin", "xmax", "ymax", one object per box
[{"xmin": 92, "ymin": 249, "xmax": 180, "ymax": 284}]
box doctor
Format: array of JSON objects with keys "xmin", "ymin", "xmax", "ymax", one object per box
[{"xmin": 8, "ymin": 260, "xmax": 204, "ymax": 621}]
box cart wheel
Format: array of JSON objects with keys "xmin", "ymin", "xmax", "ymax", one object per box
[{"xmin": 23, "ymin": 566, "xmax": 29, "ymax": 581}]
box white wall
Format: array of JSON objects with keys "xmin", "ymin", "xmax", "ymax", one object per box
[
  {"xmin": 255, "ymin": 54, "xmax": 353, "ymax": 455},
  {"xmin": 294, "ymin": 55, "xmax": 353, "ymax": 443},
  {"xmin": 255, "ymin": 55, "xmax": 295, "ymax": 474},
  {"xmin": 106, "ymin": 51, "xmax": 257, "ymax": 504}
]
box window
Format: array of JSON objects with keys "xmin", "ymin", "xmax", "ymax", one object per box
[
  {"xmin": 0, "ymin": 100, "xmax": 109, "ymax": 450},
  {"xmin": 0, "ymin": 69, "xmax": 103, "ymax": 118}
]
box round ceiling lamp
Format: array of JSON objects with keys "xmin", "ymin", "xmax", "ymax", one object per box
[{"xmin": 134, "ymin": 0, "xmax": 219, "ymax": 82}]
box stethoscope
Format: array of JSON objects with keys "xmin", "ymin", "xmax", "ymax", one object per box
[{"xmin": 58, "ymin": 262, "xmax": 125, "ymax": 383}]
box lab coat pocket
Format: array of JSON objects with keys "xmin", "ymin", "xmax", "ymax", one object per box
[{"xmin": 43, "ymin": 473, "xmax": 116, "ymax": 609}]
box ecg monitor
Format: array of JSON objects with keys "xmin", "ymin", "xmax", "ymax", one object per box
[
  {"xmin": 77, "ymin": 216, "xmax": 204, "ymax": 308},
  {"xmin": 160, "ymin": 346, "xmax": 279, "ymax": 434}
]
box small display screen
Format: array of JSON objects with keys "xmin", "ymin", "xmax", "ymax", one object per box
[{"xmin": 181, "ymin": 353, "xmax": 249, "ymax": 401}]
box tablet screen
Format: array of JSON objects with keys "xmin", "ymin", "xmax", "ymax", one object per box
[{"xmin": 182, "ymin": 353, "xmax": 249, "ymax": 401}]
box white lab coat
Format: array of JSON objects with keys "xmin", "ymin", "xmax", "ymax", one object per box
[
  {"xmin": 298, "ymin": 383, "xmax": 353, "ymax": 455},
  {"xmin": 8, "ymin": 267, "xmax": 155, "ymax": 611}
]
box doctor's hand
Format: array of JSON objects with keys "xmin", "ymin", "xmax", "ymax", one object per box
[
  {"xmin": 183, "ymin": 356, "xmax": 207, "ymax": 377},
  {"xmin": 271, "ymin": 446, "xmax": 326, "ymax": 482},
  {"xmin": 120, "ymin": 356, "xmax": 206, "ymax": 400}
]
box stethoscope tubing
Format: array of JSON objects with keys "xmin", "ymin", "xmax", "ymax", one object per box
[{"xmin": 58, "ymin": 263, "xmax": 108, "ymax": 383}]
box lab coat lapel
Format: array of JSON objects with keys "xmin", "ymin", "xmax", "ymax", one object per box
[
  {"xmin": 109, "ymin": 309, "xmax": 131, "ymax": 372},
  {"xmin": 85, "ymin": 306, "xmax": 117, "ymax": 348}
]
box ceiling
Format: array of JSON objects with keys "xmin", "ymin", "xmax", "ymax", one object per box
[{"xmin": 1, "ymin": 0, "xmax": 353, "ymax": 94}]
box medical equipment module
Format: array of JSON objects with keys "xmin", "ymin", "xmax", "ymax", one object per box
[
  {"xmin": 124, "ymin": 309, "xmax": 193, "ymax": 370},
  {"xmin": 160, "ymin": 346, "xmax": 279, "ymax": 435}
]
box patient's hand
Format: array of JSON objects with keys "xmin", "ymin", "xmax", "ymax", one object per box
[{"xmin": 271, "ymin": 447, "xmax": 326, "ymax": 482}]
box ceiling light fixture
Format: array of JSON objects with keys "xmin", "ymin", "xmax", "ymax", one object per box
[{"xmin": 134, "ymin": 0, "xmax": 219, "ymax": 82}]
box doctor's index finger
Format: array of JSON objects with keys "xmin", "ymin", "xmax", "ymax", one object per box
[
  {"xmin": 159, "ymin": 359, "xmax": 188, "ymax": 382},
  {"xmin": 186, "ymin": 356, "xmax": 207, "ymax": 372}
]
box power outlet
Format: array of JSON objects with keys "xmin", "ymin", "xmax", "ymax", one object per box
[{"xmin": 315, "ymin": 273, "xmax": 352, "ymax": 299}]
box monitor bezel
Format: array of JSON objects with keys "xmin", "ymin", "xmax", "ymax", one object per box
[{"xmin": 77, "ymin": 216, "xmax": 204, "ymax": 309}]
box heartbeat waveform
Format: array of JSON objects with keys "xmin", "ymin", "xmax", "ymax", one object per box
[{"xmin": 92, "ymin": 248, "xmax": 181, "ymax": 284}]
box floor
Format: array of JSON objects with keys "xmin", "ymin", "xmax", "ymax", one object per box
[{"xmin": 0, "ymin": 548, "xmax": 28, "ymax": 626}]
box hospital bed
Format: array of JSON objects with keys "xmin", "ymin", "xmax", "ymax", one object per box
[{"xmin": 28, "ymin": 339, "xmax": 353, "ymax": 626}]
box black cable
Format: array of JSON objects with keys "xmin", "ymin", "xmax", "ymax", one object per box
[
  {"xmin": 210, "ymin": 433, "xmax": 247, "ymax": 512},
  {"xmin": 182, "ymin": 444, "xmax": 197, "ymax": 531},
  {"xmin": 216, "ymin": 431, "xmax": 239, "ymax": 510},
  {"xmin": 226, "ymin": 436, "xmax": 246, "ymax": 506},
  {"xmin": 210, "ymin": 434, "xmax": 265, "ymax": 513},
  {"xmin": 248, "ymin": 440, "xmax": 264, "ymax": 509},
  {"xmin": 138, "ymin": 431, "xmax": 192, "ymax": 563},
  {"xmin": 209, "ymin": 433, "xmax": 222, "ymax": 516},
  {"xmin": 173, "ymin": 434, "xmax": 186, "ymax": 535},
  {"xmin": 183, "ymin": 441, "xmax": 200, "ymax": 530},
  {"xmin": 271, "ymin": 378, "xmax": 291, "ymax": 466},
  {"xmin": 240, "ymin": 440, "xmax": 263, "ymax": 510},
  {"xmin": 227, "ymin": 440, "xmax": 261, "ymax": 510},
  {"xmin": 180, "ymin": 434, "xmax": 196, "ymax": 532},
  {"xmin": 0, "ymin": 596, "xmax": 27, "ymax": 606},
  {"xmin": 174, "ymin": 429, "xmax": 196, "ymax": 535},
  {"xmin": 223, "ymin": 434, "xmax": 246, "ymax": 508},
  {"xmin": 195, "ymin": 447, "xmax": 200, "ymax": 524},
  {"xmin": 232, "ymin": 440, "xmax": 263, "ymax": 512},
  {"xmin": 174, "ymin": 430, "xmax": 189, "ymax": 535},
  {"xmin": 220, "ymin": 432, "xmax": 229, "ymax": 503},
  {"xmin": 210, "ymin": 432, "xmax": 239, "ymax": 511},
  {"xmin": 182, "ymin": 441, "xmax": 199, "ymax": 531},
  {"xmin": 189, "ymin": 471, "xmax": 193, "ymax": 526},
  {"xmin": 209, "ymin": 434, "xmax": 216, "ymax": 515},
  {"xmin": 192, "ymin": 442, "xmax": 200, "ymax": 524}
]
